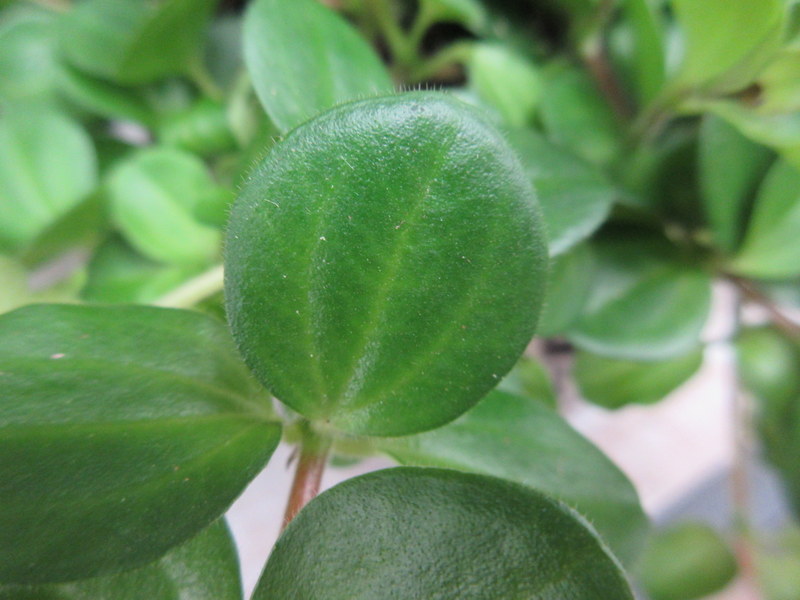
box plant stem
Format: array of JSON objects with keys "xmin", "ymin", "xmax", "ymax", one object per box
[
  {"xmin": 282, "ymin": 424, "xmax": 332, "ymax": 530},
  {"xmin": 409, "ymin": 41, "xmax": 472, "ymax": 83},
  {"xmin": 154, "ymin": 264, "xmax": 224, "ymax": 309},
  {"xmin": 729, "ymin": 276, "xmax": 800, "ymax": 340},
  {"xmin": 187, "ymin": 56, "xmax": 224, "ymax": 102}
]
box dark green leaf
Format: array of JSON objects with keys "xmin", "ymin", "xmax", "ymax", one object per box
[
  {"xmin": 508, "ymin": 129, "xmax": 615, "ymax": 256},
  {"xmin": 243, "ymin": 0, "xmax": 393, "ymax": 132},
  {"xmin": 0, "ymin": 520, "xmax": 242, "ymax": 600},
  {"xmin": 378, "ymin": 391, "xmax": 649, "ymax": 566},
  {"xmin": 0, "ymin": 304, "xmax": 279, "ymax": 583},
  {"xmin": 226, "ymin": 93, "xmax": 548, "ymax": 436},
  {"xmin": 253, "ymin": 468, "xmax": 635, "ymax": 599},
  {"xmin": 639, "ymin": 523, "xmax": 737, "ymax": 600},
  {"xmin": 0, "ymin": 108, "xmax": 97, "ymax": 254},
  {"xmin": 537, "ymin": 242, "xmax": 595, "ymax": 335},
  {"xmin": 732, "ymin": 160, "xmax": 800, "ymax": 279},
  {"xmin": 574, "ymin": 347, "xmax": 704, "ymax": 409},
  {"xmin": 59, "ymin": 0, "xmax": 219, "ymax": 85},
  {"xmin": 699, "ymin": 115, "xmax": 773, "ymax": 253},
  {"xmin": 622, "ymin": 0, "xmax": 666, "ymax": 105},
  {"xmin": 108, "ymin": 147, "xmax": 222, "ymax": 266},
  {"xmin": 568, "ymin": 235, "xmax": 712, "ymax": 360}
]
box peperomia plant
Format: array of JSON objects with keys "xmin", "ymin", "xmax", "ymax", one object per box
[{"xmin": 2, "ymin": 0, "xmax": 800, "ymax": 598}]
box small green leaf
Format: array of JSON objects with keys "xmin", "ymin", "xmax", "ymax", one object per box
[
  {"xmin": 732, "ymin": 159, "xmax": 800, "ymax": 278},
  {"xmin": 467, "ymin": 43, "xmax": 540, "ymax": 127},
  {"xmin": 671, "ymin": 0, "xmax": 784, "ymax": 92},
  {"xmin": 243, "ymin": 0, "xmax": 393, "ymax": 132},
  {"xmin": 59, "ymin": 0, "xmax": 219, "ymax": 85},
  {"xmin": 508, "ymin": 129, "xmax": 615, "ymax": 256},
  {"xmin": 0, "ymin": 107, "xmax": 97, "ymax": 254},
  {"xmin": 537, "ymin": 242, "xmax": 595, "ymax": 336},
  {"xmin": 225, "ymin": 93, "xmax": 548, "ymax": 436},
  {"xmin": 497, "ymin": 356, "xmax": 556, "ymax": 408},
  {"xmin": 568, "ymin": 235, "xmax": 712, "ymax": 360},
  {"xmin": 574, "ymin": 347, "xmax": 704, "ymax": 409},
  {"xmin": 699, "ymin": 115, "xmax": 773, "ymax": 253},
  {"xmin": 419, "ymin": 0, "xmax": 487, "ymax": 31},
  {"xmin": 378, "ymin": 391, "xmax": 649, "ymax": 566},
  {"xmin": 621, "ymin": 0, "xmax": 666, "ymax": 105},
  {"xmin": 0, "ymin": 520, "xmax": 242, "ymax": 600},
  {"xmin": 108, "ymin": 147, "xmax": 222, "ymax": 266},
  {"xmin": 0, "ymin": 304, "xmax": 279, "ymax": 583},
  {"xmin": 159, "ymin": 99, "xmax": 236, "ymax": 157},
  {"xmin": 639, "ymin": 523, "xmax": 738, "ymax": 600},
  {"xmin": 253, "ymin": 468, "xmax": 635, "ymax": 599},
  {"xmin": 757, "ymin": 45, "xmax": 800, "ymax": 112}
]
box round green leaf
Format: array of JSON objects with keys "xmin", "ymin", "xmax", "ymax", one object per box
[
  {"xmin": 252, "ymin": 468, "xmax": 634, "ymax": 599},
  {"xmin": 243, "ymin": 0, "xmax": 393, "ymax": 133},
  {"xmin": 0, "ymin": 108, "xmax": 97, "ymax": 254},
  {"xmin": 737, "ymin": 326, "xmax": 800, "ymax": 418},
  {"xmin": 0, "ymin": 304, "xmax": 279, "ymax": 584},
  {"xmin": 0, "ymin": 520, "xmax": 242, "ymax": 600},
  {"xmin": 639, "ymin": 523, "xmax": 737, "ymax": 600},
  {"xmin": 574, "ymin": 347, "xmax": 704, "ymax": 409},
  {"xmin": 225, "ymin": 93, "xmax": 548, "ymax": 436},
  {"xmin": 108, "ymin": 147, "xmax": 222, "ymax": 266},
  {"xmin": 378, "ymin": 391, "xmax": 649, "ymax": 567}
]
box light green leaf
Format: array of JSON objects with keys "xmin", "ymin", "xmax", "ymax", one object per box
[
  {"xmin": 225, "ymin": 93, "xmax": 548, "ymax": 436},
  {"xmin": 537, "ymin": 242, "xmax": 595, "ymax": 335},
  {"xmin": 0, "ymin": 108, "xmax": 96, "ymax": 254},
  {"xmin": 574, "ymin": 347, "xmax": 704, "ymax": 408},
  {"xmin": 732, "ymin": 159, "xmax": 800, "ymax": 278},
  {"xmin": 568, "ymin": 235, "xmax": 712, "ymax": 360},
  {"xmin": 243, "ymin": 0, "xmax": 393, "ymax": 132},
  {"xmin": 639, "ymin": 523, "xmax": 738, "ymax": 600},
  {"xmin": 622, "ymin": 0, "xmax": 666, "ymax": 104},
  {"xmin": 508, "ymin": 129, "xmax": 615, "ymax": 256},
  {"xmin": 758, "ymin": 45, "xmax": 800, "ymax": 112},
  {"xmin": 108, "ymin": 147, "xmax": 222, "ymax": 266},
  {"xmin": 253, "ymin": 468, "xmax": 635, "ymax": 599},
  {"xmin": 497, "ymin": 356, "xmax": 557, "ymax": 408},
  {"xmin": 378, "ymin": 391, "xmax": 649, "ymax": 566},
  {"xmin": 158, "ymin": 98, "xmax": 236, "ymax": 157},
  {"xmin": 0, "ymin": 520, "xmax": 242, "ymax": 600},
  {"xmin": 59, "ymin": 0, "xmax": 219, "ymax": 85},
  {"xmin": 0, "ymin": 304, "xmax": 279, "ymax": 583},
  {"xmin": 699, "ymin": 115, "xmax": 773, "ymax": 253},
  {"xmin": 467, "ymin": 43, "xmax": 540, "ymax": 127},
  {"xmin": 419, "ymin": 0, "xmax": 487, "ymax": 31}
]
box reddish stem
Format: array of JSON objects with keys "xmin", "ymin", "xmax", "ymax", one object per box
[
  {"xmin": 730, "ymin": 276, "xmax": 800, "ymax": 340},
  {"xmin": 281, "ymin": 430, "xmax": 331, "ymax": 531}
]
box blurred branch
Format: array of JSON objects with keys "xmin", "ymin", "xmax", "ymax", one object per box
[
  {"xmin": 730, "ymin": 276, "xmax": 800, "ymax": 340},
  {"xmin": 155, "ymin": 264, "xmax": 224, "ymax": 309}
]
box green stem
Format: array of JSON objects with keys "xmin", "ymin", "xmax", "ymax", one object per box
[
  {"xmin": 282, "ymin": 423, "xmax": 332, "ymax": 530},
  {"xmin": 187, "ymin": 56, "xmax": 224, "ymax": 102},
  {"xmin": 155, "ymin": 264, "xmax": 224, "ymax": 309},
  {"xmin": 409, "ymin": 41, "xmax": 472, "ymax": 83},
  {"xmin": 366, "ymin": 0, "xmax": 413, "ymax": 64}
]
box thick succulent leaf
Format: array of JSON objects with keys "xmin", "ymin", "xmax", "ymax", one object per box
[
  {"xmin": 699, "ymin": 115, "xmax": 773, "ymax": 253},
  {"xmin": 0, "ymin": 108, "xmax": 96, "ymax": 254},
  {"xmin": 537, "ymin": 242, "xmax": 595, "ymax": 335},
  {"xmin": 0, "ymin": 304, "xmax": 279, "ymax": 583},
  {"xmin": 671, "ymin": 0, "xmax": 784, "ymax": 92},
  {"xmin": 253, "ymin": 468, "xmax": 635, "ymax": 599},
  {"xmin": 59, "ymin": 0, "xmax": 219, "ymax": 85},
  {"xmin": 568, "ymin": 235, "xmax": 712, "ymax": 360},
  {"xmin": 508, "ymin": 129, "xmax": 615, "ymax": 256},
  {"xmin": 243, "ymin": 0, "xmax": 393, "ymax": 132},
  {"xmin": 108, "ymin": 147, "xmax": 221, "ymax": 266},
  {"xmin": 638, "ymin": 523, "xmax": 738, "ymax": 600},
  {"xmin": 574, "ymin": 347, "xmax": 704, "ymax": 409},
  {"xmin": 732, "ymin": 160, "xmax": 800, "ymax": 279},
  {"xmin": 378, "ymin": 391, "xmax": 649, "ymax": 566},
  {"xmin": 0, "ymin": 520, "xmax": 242, "ymax": 600},
  {"xmin": 225, "ymin": 93, "xmax": 547, "ymax": 436}
]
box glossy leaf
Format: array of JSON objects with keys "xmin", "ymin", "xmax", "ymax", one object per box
[
  {"xmin": 253, "ymin": 468, "xmax": 635, "ymax": 599},
  {"xmin": 574, "ymin": 347, "xmax": 704, "ymax": 409},
  {"xmin": 108, "ymin": 147, "xmax": 222, "ymax": 266},
  {"xmin": 243, "ymin": 0, "xmax": 393, "ymax": 132},
  {"xmin": 568, "ymin": 235, "xmax": 712, "ymax": 360},
  {"xmin": 0, "ymin": 108, "xmax": 97, "ymax": 254},
  {"xmin": 732, "ymin": 160, "xmax": 800, "ymax": 279},
  {"xmin": 0, "ymin": 520, "xmax": 242, "ymax": 600},
  {"xmin": 467, "ymin": 43, "xmax": 540, "ymax": 127},
  {"xmin": 59, "ymin": 0, "xmax": 219, "ymax": 85},
  {"xmin": 226, "ymin": 93, "xmax": 547, "ymax": 436},
  {"xmin": 671, "ymin": 0, "xmax": 784, "ymax": 92},
  {"xmin": 0, "ymin": 304, "xmax": 280, "ymax": 583},
  {"xmin": 379, "ymin": 391, "xmax": 649, "ymax": 566},
  {"xmin": 639, "ymin": 523, "xmax": 737, "ymax": 600},
  {"xmin": 508, "ymin": 129, "xmax": 615, "ymax": 256},
  {"xmin": 537, "ymin": 242, "xmax": 595, "ymax": 335},
  {"xmin": 699, "ymin": 115, "xmax": 773, "ymax": 253}
]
